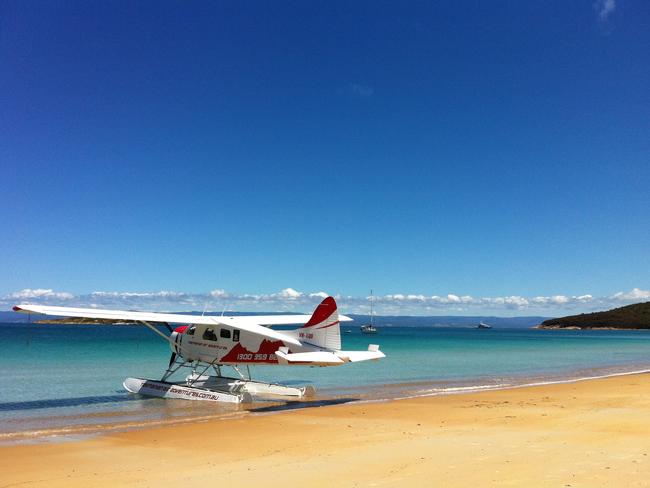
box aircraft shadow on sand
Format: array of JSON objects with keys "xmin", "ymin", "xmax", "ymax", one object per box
[{"xmin": 248, "ymin": 397, "xmax": 358, "ymax": 413}]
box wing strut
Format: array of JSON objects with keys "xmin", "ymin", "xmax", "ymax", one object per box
[
  {"xmin": 139, "ymin": 321, "xmax": 196, "ymax": 380},
  {"xmin": 138, "ymin": 321, "xmax": 194, "ymax": 359},
  {"xmin": 139, "ymin": 321, "xmax": 174, "ymax": 343}
]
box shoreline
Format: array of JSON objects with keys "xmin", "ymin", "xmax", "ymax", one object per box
[
  {"xmin": 2, "ymin": 372, "xmax": 650, "ymax": 486},
  {"xmin": 535, "ymin": 325, "xmax": 650, "ymax": 330},
  {"xmin": 3, "ymin": 364, "xmax": 650, "ymax": 445}
]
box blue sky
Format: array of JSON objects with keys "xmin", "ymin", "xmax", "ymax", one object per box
[{"xmin": 1, "ymin": 1, "xmax": 648, "ymax": 315}]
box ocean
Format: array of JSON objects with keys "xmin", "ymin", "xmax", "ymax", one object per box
[{"xmin": 2, "ymin": 322, "xmax": 650, "ymax": 442}]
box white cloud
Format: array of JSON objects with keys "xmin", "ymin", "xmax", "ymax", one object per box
[
  {"xmin": 309, "ymin": 291, "xmax": 329, "ymax": 299},
  {"xmin": 595, "ymin": 0, "xmax": 616, "ymax": 21},
  {"xmin": 210, "ymin": 289, "xmax": 228, "ymax": 298},
  {"xmin": 551, "ymin": 295, "xmax": 569, "ymax": 304},
  {"xmin": 9, "ymin": 288, "xmax": 74, "ymax": 300},
  {"xmin": 277, "ymin": 288, "xmax": 302, "ymax": 299},
  {"xmin": 3, "ymin": 287, "xmax": 649, "ymax": 316},
  {"xmin": 504, "ymin": 296, "xmax": 529, "ymax": 307},
  {"xmin": 612, "ymin": 288, "xmax": 650, "ymax": 301},
  {"xmin": 90, "ymin": 290, "xmax": 185, "ymax": 298}
]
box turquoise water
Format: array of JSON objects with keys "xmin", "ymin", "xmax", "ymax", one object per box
[{"xmin": 2, "ymin": 322, "xmax": 650, "ymax": 441}]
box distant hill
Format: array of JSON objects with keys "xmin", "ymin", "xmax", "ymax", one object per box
[{"xmin": 538, "ymin": 302, "xmax": 650, "ymax": 329}]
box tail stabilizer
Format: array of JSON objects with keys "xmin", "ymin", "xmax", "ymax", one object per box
[
  {"xmin": 291, "ymin": 296, "xmax": 341, "ymax": 350},
  {"xmin": 276, "ymin": 345, "xmax": 385, "ymax": 366},
  {"xmin": 275, "ymin": 350, "xmax": 345, "ymax": 366},
  {"xmin": 336, "ymin": 344, "xmax": 386, "ymax": 362}
]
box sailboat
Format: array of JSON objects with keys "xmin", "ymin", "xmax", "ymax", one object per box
[
  {"xmin": 361, "ymin": 290, "xmax": 378, "ymax": 334},
  {"xmin": 477, "ymin": 321, "xmax": 492, "ymax": 329}
]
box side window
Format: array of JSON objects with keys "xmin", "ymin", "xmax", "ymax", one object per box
[
  {"xmin": 187, "ymin": 326, "xmax": 196, "ymax": 336},
  {"xmin": 202, "ymin": 328, "xmax": 218, "ymax": 341},
  {"xmin": 233, "ymin": 330, "xmax": 240, "ymax": 342},
  {"xmin": 220, "ymin": 329, "xmax": 231, "ymax": 339}
]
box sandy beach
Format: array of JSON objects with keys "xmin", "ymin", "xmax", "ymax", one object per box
[{"xmin": 2, "ymin": 373, "xmax": 650, "ymax": 487}]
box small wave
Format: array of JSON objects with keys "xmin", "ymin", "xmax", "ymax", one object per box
[
  {"xmin": 416, "ymin": 384, "xmax": 513, "ymax": 394},
  {"xmin": 4, "ymin": 368, "xmax": 650, "ymax": 444},
  {"xmin": 0, "ymin": 394, "xmax": 137, "ymax": 412},
  {"xmin": 0, "ymin": 409, "xmax": 249, "ymax": 444},
  {"xmin": 387, "ymin": 368, "xmax": 650, "ymax": 401}
]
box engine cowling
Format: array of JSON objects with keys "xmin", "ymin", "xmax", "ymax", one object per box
[{"xmin": 169, "ymin": 325, "xmax": 189, "ymax": 357}]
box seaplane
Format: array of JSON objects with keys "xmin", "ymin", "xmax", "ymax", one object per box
[{"xmin": 13, "ymin": 296, "xmax": 385, "ymax": 404}]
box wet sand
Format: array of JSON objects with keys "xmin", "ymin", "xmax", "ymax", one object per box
[{"xmin": 2, "ymin": 373, "xmax": 650, "ymax": 487}]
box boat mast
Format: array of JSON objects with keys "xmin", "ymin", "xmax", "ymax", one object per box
[{"xmin": 370, "ymin": 289, "xmax": 374, "ymax": 327}]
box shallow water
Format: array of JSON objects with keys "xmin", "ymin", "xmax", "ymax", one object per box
[{"xmin": 2, "ymin": 322, "xmax": 650, "ymax": 442}]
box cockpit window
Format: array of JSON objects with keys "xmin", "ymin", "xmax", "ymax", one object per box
[
  {"xmin": 202, "ymin": 328, "xmax": 218, "ymax": 341},
  {"xmin": 187, "ymin": 326, "xmax": 196, "ymax": 336},
  {"xmin": 220, "ymin": 329, "xmax": 231, "ymax": 339}
]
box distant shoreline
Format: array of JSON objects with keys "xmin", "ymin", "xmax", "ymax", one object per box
[
  {"xmin": 535, "ymin": 324, "xmax": 650, "ymax": 330},
  {"xmin": 538, "ymin": 301, "xmax": 650, "ymax": 330},
  {"xmin": 34, "ymin": 318, "xmax": 138, "ymax": 325}
]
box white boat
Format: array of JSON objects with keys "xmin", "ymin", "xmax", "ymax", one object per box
[
  {"xmin": 361, "ymin": 290, "xmax": 378, "ymax": 334},
  {"xmin": 477, "ymin": 321, "xmax": 492, "ymax": 329}
]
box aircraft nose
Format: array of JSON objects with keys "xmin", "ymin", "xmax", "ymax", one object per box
[{"xmin": 174, "ymin": 325, "xmax": 188, "ymax": 334}]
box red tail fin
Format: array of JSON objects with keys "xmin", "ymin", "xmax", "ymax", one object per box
[
  {"xmin": 297, "ymin": 296, "xmax": 341, "ymax": 350},
  {"xmin": 302, "ymin": 296, "xmax": 338, "ymax": 328}
]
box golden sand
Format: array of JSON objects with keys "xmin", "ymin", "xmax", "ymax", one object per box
[{"xmin": 2, "ymin": 373, "xmax": 650, "ymax": 487}]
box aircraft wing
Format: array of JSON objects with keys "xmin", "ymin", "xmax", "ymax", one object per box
[
  {"xmin": 219, "ymin": 314, "xmax": 352, "ymax": 327},
  {"xmin": 13, "ymin": 304, "xmax": 302, "ymax": 346}
]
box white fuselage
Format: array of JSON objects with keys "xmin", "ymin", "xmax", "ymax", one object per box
[{"xmin": 170, "ymin": 324, "xmax": 316, "ymax": 365}]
